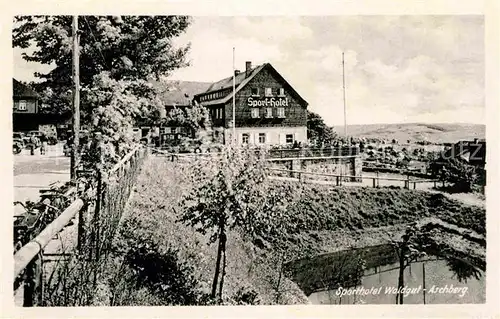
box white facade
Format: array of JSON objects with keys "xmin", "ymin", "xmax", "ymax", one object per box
[{"xmin": 229, "ymin": 126, "xmax": 307, "ymax": 146}]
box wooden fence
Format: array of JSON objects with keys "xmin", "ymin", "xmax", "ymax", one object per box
[
  {"xmin": 265, "ymin": 167, "xmax": 441, "ymax": 190},
  {"xmin": 151, "ymin": 149, "xmax": 440, "ymax": 190},
  {"xmin": 13, "ymin": 145, "xmax": 148, "ymax": 307}
]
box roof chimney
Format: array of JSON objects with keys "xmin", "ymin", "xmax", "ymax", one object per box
[
  {"xmin": 234, "ymin": 69, "xmax": 241, "ymax": 76},
  {"xmin": 245, "ymin": 61, "xmax": 252, "ymax": 77}
]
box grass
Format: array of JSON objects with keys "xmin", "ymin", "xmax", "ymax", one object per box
[
  {"xmin": 99, "ymin": 156, "xmax": 486, "ymax": 305},
  {"xmin": 99, "ymin": 157, "xmax": 307, "ymax": 305}
]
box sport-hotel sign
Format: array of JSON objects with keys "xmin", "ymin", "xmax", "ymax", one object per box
[{"xmin": 247, "ymin": 96, "xmax": 289, "ymax": 107}]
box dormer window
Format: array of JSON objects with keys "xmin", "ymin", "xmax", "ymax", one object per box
[
  {"xmin": 278, "ymin": 88, "xmax": 285, "ymax": 96},
  {"xmin": 251, "ymin": 88, "xmax": 259, "ymax": 96},
  {"xmin": 265, "ymin": 88, "xmax": 273, "ymax": 97}
]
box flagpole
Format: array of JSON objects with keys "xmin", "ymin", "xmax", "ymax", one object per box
[
  {"xmin": 232, "ymin": 47, "xmax": 236, "ymax": 145},
  {"xmin": 342, "ymin": 52, "xmax": 347, "ymax": 141}
]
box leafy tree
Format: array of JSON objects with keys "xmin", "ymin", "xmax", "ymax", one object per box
[
  {"xmin": 13, "ymin": 15, "xmax": 191, "ymax": 160},
  {"xmin": 179, "ymin": 147, "xmax": 266, "ymax": 301},
  {"xmin": 430, "ymin": 157, "xmax": 477, "ymax": 192},
  {"xmin": 307, "ymin": 110, "xmax": 337, "ymax": 146},
  {"xmin": 390, "ymin": 224, "xmax": 430, "ymax": 305},
  {"xmin": 178, "ymin": 147, "xmax": 301, "ymax": 302},
  {"xmin": 161, "ymin": 101, "xmax": 212, "ymax": 142}
]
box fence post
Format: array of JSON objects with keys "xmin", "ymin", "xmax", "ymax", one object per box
[
  {"xmin": 94, "ymin": 134, "xmax": 105, "ymax": 261},
  {"xmin": 23, "ymin": 255, "xmax": 43, "ymax": 307},
  {"xmin": 336, "ymin": 176, "xmax": 340, "ymax": 186},
  {"xmin": 413, "ymin": 182, "xmax": 416, "ymax": 190},
  {"xmin": 77, "ymin": 168, "xmax": 88, "ymax": 256},
  {"xmin": 434, "ymin": 180, "xmax": 437, "ymax": 188},
  {"xmin": 372, "ymin": 178, "xmax": 376, "ymax": 188}
]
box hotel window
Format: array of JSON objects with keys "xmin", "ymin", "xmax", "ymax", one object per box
[
  {"xmin": 251, "ymin": 88, "xmax": 259, "ymax": 96},
  {"xmin": 251, "ymin": 108, "xmax": 259, "ymax": 118},
  {"xmin": 18, "ymin": 100, "xmax": 27, "ymax": 111},
  {"xmin": 242, "ymin": 133, "xmax": 249, "ymax": 144},
  {"xmin": 277, "ymin": 107, "xmax": 285, "ymax": 118},
  {"xmin": 265, "ymin": 87, "xmax": 273, "ymax": 97},
  {"xmin": 278, "ymin": 88, "xmax": 285, "ymax": 96},
  {"xmin": 286, "ymin": 134, "xmax": 294, "ymax": 144},
  {"xmin": 265, "ymin": 107, "xmax": 273, "ymax": 118},
  {"xmin": 258, "ymin": 133, "xmax": 266, "ymax": 144}
]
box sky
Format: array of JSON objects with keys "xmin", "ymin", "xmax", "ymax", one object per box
[{"xmin": 13, "ymin": 15, "xmax": 485, "ymax": 126}]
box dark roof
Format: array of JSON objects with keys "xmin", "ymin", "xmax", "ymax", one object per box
[
  {"xmin": 13, "ymin": 79, "xmax": 38, "ymax": 98},
  {"xmin": 152, "ymin": 80, "xmax": 212, "ymax": 106},
  {"xmin": 195, "ymin": 63, "xmax": 308, "ymax": 108},
  {"xmin": 205, "ymin": 63, "xmax": 266, "ymax": 93}
]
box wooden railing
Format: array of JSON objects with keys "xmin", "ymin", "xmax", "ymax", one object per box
[
  {"xmin": 13, "ymin": 144, "xmax": 148, "ymax": 307},
  {"xmin": 265, "ymin": 167, "xmax": 440, "ymax": 189}
]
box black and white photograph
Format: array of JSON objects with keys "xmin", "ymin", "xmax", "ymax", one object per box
[{"xmin": 6, "ymin": 3, "xmax": 497, "ymax": 315}]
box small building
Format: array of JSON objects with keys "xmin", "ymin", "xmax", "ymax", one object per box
[
  {"xmin": 193, "ymin": 61, "xmax": 309, "ymax": 146},
  {"xmin": 133, "ymin": 81, "xmax": 212, "ymax": 145},
  {"xmin": 13, "ymin": 79, "xmax": 39, "ymax": 131}
]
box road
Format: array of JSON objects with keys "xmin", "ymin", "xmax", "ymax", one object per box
[
  {"xmin": 13, "ymin": 143, "xmax": 70, "ymax": 216},
  {"xmin": 13, "ymin": 143, "xmax": 75, "ymax": 306}
]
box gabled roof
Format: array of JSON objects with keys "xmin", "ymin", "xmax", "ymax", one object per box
[
  {"xmin": 205, "ymin": 63, "xmax": 266, "ymax": 93},
  {"xmin": 194, "ymin": 63, "xmax": 308, "ymax": 108},
  {"xmin": 13, "ymin": 79, "xmax": 38, "ymax": 98},
  {"xmin": 152, "ymin": 80, "xmax": 212, "ymax": 106}
]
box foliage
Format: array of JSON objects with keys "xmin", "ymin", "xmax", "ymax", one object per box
[
  {"xmin": 430, "ymin": 157, "xmax": 477, "ymax": 192},
  {"xmin": 92, "ymin": 156, "xmax": 485, "ymax": 306},
  {"xmin": 445, "ymin": 258, "xmax": 482, "ymax": 283},
  {"xmin": 389, "ymin": 224, "xmax": 430, "ymax": 304},
  {"xmin": 163, "ymin": 101, "xmax": 211, "ymax": 133},
  {"xmin": 266, "ymin": 182, "xmax": 485, "ymax": 237},
  {"xmin": 178, "ymin": 146, "xmax": 300, "ymax": 301},
  {"xmin": 112, "ymin": 237, "xmax": 210, "ymax": 305},
  {"xmin": 96, "ymin": 156, "xmax": 303, "ymax": 305},
  {"xmin": 13, "ymin": 15, "xmax": 191, "ymax": 165},
  {"xmin": 307, "ymin": 110, "xmax": 337, "ymax": 146}
]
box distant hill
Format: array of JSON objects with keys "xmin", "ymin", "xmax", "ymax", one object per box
[{"xmin": 333, "ymin": 123, "xmax": 485, "ymax": 143}]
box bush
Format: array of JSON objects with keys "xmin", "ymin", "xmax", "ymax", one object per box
[{"xmin": 431, "ymin": 158, "xmax": 478, "ymax": 192}]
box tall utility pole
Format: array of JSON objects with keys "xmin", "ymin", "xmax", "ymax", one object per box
[
  {"xmin": 232, "ymin": 47, "xmax": 236, "ymax": 144},
  {"xmin": 342, "ymin": 52, "xmax": 347, "ymax": 140},
  {"xmin": 71, "ymin": 15, "xmax": 80, "ymax": 180}
]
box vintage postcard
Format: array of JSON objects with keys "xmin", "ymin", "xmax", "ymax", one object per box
[{"xmin": 2, "ymin": 0, "xmax": 499, "ymax": 318}]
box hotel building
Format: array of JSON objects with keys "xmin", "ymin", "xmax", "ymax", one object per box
[{"xmin": 193, "ymin": 61, "xmax": 308, "ymax": 146}]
